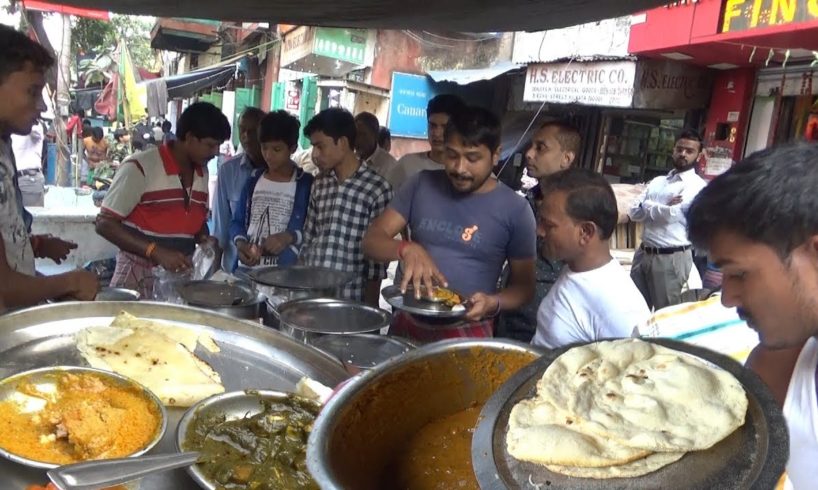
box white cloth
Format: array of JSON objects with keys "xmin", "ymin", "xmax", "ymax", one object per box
[
  {"xmin": 386, "ymin": 151, "xmax": 444, "ymax": 191},
  {"xmin": 11, "ymin": 123, "xmax": 44, "ymax": 172},
  {"xmin": 781, "ymin": 337, "xmax": 818, "ymax": 490},
  {"xmin": 628, "ymin": 168, "xmax": 707, "ymax": 248},
  {"xmin": 246, "ymin": 176, "xmax": 296, "ymax": 267},
  {"xmin": 532, "ymin": 259, "xmax": 650, "ymax": 349}
]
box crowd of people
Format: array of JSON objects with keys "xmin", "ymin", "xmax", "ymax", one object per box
[{"xmin": 2, "ymin": 24, "xmax": 818, "ymax": 487}]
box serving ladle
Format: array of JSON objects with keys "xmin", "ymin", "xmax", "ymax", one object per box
[{"xmin": 47, "ymin": 452, "xmax": 200, "ymax": 490}]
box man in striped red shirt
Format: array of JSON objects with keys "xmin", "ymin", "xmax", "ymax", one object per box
[{"xmin": 96, "ymin": 102, "xmax": 231, "ymax": 296}]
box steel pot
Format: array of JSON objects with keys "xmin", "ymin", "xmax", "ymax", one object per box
[
  {"xmin": 307, "ymin": 339, "xmax": 543, "ymax": 490},
  {"xmin": 175, "ymin": 280, "xmax": 265, "ymax": 321},
  {"xmin": 273, "ymin": 298, "xmax": 391, "ymax": 344}
]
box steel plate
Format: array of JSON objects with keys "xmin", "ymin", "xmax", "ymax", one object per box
[
  {"xmin": 176, "ymin": 280, "xmax": 256, "ymax": 307},
  {"xmin": 176, "ymin": 390, "xmax": 320, "ymax": 490},
  {"xmin": 472, "ymin": 338, "xmax": 789, "ymax": 490},
  {"xmin": 311, "ymin": 334, "xmax": 414, "ymax": 369},
  {"xmin": 381, "ymin": 285, "xmax": 467, "ymax": 319},
  {"xmin": 247, "ymin": 265, "xmax": 355, "ymax": 290},
  {"xmin": 0, "ymin": 302, "xmax": 349, "ymax": 489}
]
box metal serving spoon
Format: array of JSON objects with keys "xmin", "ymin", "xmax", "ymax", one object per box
[{"xmin": 47, "ymin": 452, "xmax": 200, "ymax": 490}]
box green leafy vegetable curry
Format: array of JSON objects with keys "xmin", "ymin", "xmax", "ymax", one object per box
[{"xmin": 184, "ymin": 395, "xmax": 320, "ymax": 490}]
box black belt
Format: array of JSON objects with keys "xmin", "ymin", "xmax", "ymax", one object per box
[
  {"xmin": 17, "ymin": 168, "xmax": 42, "ymax": 177},
  {"xmin": 641, "ymin": 244, "xmax": 691, "ymax": 255}
]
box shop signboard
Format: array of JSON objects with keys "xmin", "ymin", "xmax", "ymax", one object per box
[
  {"xmin": 633, "ymin": 60, "xmax": 713, "ymax": 110},
  {"xmin": 722, "ymin": 0, "xmax": 818, "ymax": 32},
  {"xmin": 388, "ymin": 72, "xmax": 437, "ymax": 139},
  {"xmin": 281, "ymin": 26, "xmax": 316, "ymax": 68},
  {"xmin": 523, "ymin": 61, "xmax": 636, "ymax": 107},
  {"xmin": 314, "ymin": 28, "xmax": 368, "ymax": 66}
]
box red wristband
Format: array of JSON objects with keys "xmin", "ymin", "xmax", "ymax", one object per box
[{"xmin": 397, "ymin": 241, "xmax": 411, "ymax": 260}]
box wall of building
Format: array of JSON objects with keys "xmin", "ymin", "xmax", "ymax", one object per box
[{"xmin": 701, "ymin": 68, "xmax": 756, "ymax": 176}]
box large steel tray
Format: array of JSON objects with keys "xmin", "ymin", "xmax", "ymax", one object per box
[
  {"xmin": 472, "ymin": 338, "xmax": 789, "ymax": 490},
  {"xmin": 0, "ymin": 301, "xmax": 350, "ymax": 489}
]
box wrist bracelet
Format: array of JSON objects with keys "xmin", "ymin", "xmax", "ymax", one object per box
[
  {"xmin": 145, "ymin": 242, "xmax": 158, "ymax": 259},
  {"xmin": 491, "ymin": 296, "xmax": 502, "ymax": 317}
]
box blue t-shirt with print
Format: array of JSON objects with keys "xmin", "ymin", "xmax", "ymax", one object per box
[{"xmin": 390, "ymin": 170, "xmax": 536, "ymax": 297}]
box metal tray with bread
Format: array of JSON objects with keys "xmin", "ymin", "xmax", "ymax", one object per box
[
  {"xmin": 0, "ymin": 301, "xmax": 349, "ymax": 489},
  {"xmin": 472, "ymin": 338, "xmax": 789, "ymax": 490}
]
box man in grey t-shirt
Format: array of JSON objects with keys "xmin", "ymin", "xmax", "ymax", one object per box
[{"xmin": 364, "ymin": 106, "xmax": 536, "ymax": 342}]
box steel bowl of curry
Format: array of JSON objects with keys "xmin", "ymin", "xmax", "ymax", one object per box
[
  {"xmin": 176, "ymin": 390, "xmax": 322, "ymax": 490},
  {"xmin": 0, "ymin": 366, "xmax": 167, "ymax": 469},
  {"xmin": 307, "ymin": 338, "xmax": 544, "ymax": 490}
]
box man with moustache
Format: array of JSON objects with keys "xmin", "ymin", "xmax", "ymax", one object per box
[
  {"xmin": 364, "ymin": 106, "xmax": 536, "ymax": 341},
  {"xmin": 497, "ymin": 121, "xmax": 581, "ymax": 341},
  {"xmin": 686, "ymin": 143, "xmax": 818, "ymax": 490},
  {"xmin": 628, "ymin": 129, "xmax": 707, "ymax": 309}
]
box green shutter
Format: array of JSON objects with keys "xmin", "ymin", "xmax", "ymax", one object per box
[
  {"xmin": 299, "ymin": 77, "xmax": 318, "ymax": 149},
  {"xmin": 271, "ymin": 82, "xmax": 286, "ymax": 111}
]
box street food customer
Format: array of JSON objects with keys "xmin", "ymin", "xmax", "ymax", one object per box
[
  {"xmin": 96, "ymin": 102, "xmax": 230, "ymax": 297},
  {"xmin": 300, "ymin": 108, "xmax": 392, "ymax": 305},
  {"xmin": 686, "ymin": 142, "xmax": 818, "ymax": 489},
  {"xmin": 230, "ymin": 110, "xmax": 313, "ymax": 270},
  {"xmin": 530, "ymin": 168, "xmax": 649, "ymax": 349},
  {"xmin": 363, "ymin": 106, "xmax": 536, "ymax": 341},
  {"xmin": 0, "ymin": 24, "xmax": 98, "ymax": 309}
]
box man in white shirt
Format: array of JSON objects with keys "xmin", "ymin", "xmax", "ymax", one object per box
[
  {"xmin": 11, "ymin": 119, "xmax": 46, "ymax": 206},
  {"xmin": 628, "ymin": 129, "xmax": 707, "ymax": 309},
  {"xmin": 686, "ymin": 143, "xmax": 818, "ymax": 490},
  {"xmin": 354, "ymin": 112, "xmax": 397, "ymax": 188},
  {"xmin": 532, "ymin": 168, "xmax": 649, "ymax": 349},
  {"xmin": 386, "ymin": 94, "xmax": 465, "ymax": 191}
]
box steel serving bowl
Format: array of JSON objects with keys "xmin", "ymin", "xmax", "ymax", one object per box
[
  {"xmin": 0, "ymin": 366, "xmax": 168, "ymax": 469},
  {"xmin": 175, "ymin": 390, "xmax": 320, "ymax": 490},
  {"xmin": 306, "ymin": 338, "xmax": 544, "ymax": 490}
]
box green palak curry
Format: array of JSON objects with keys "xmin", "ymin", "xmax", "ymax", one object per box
[{"xmin": 184, "ymin": 396, "xmax": 320, "ymax": 490}]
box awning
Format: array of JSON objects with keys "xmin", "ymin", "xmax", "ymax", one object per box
[
  {"xmin": 427, "ymin": 61, "xmax": 523, "ymax": 85},
  {"xmin": 165, "ymin": 64, "xmax": 236, "ymax": 99},
  {"xmin": 54, "ymin": 0, "xmax": 668, "ymax": 32}
]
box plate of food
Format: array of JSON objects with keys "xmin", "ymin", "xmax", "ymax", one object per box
[
  {"xmin": 0, "ymin": 366, "xmax": 166, "ymax": 469},
  {"xmin": 381, "ymin": 284, "xmax": 468, "ymax": 319},
  {"xmin": 176, "ymin": 390, "xmax": 321, "ymax": 490},
  {"xmin": 472, "ymin": 338, "xmax": 788, "ymax": 489}
]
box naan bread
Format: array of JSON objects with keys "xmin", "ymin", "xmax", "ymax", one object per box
[
  {"xmin": 76, "ymin": 313, "xmax": 224, "ymax": 407},
  {"xmin": 546, "ymin": 451, "xmax": 686, "ymax": 479},
  {"xmin": 109, "ymin": 311, "xmax": 220, "ymax": 353},
  {"xmin": 536, "ymin": 339, "xmax": 747, "ymax": 452},
  {"xmin": 506, "ymin": 398, "xmax": 650, "ymax": 467}
]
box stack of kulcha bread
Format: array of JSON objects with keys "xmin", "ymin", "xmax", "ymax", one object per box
[{"xmin": 506, "ymin": 338, "xmax": 748, "ymax": 479}]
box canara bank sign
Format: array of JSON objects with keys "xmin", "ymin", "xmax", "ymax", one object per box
[{"xmin": 722, "ymin": 0, "xmax": 818, "ymax": 32}]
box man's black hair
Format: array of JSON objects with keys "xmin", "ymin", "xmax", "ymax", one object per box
[
  {"xmin": 258, "ymin": 110, "xmax": 300, "ymax": 149},
  {"xmin": 378, "ymin": 126, "xmax": 391, "ymax": 147},
  {"xmin": 304, "ymin": 107, "xmax": 356, "ymax": 149},
  {"xmin": 161, "ymin": 120, "xmax": 172, "ymax": 132},
  {"xmin": 677, "ymin": 128, "xmax": 704, "ymax": 151},
  {"xmin": 542, "ymin": 168, "xmax": 618, "ymax": 240},
  {"xmin": 241, "ymin": 106, "xmax": 265, "ymax": 121},
  {"xmin": 0, "ymin": 25, "xmax": 53, "ymax": 83},
  {"xmin": 540, "ymin": 120, "xmax": 582, "ymax": 155},
  {"xmin": 688, "ymin": 142, "xmax": 818, "ymax": 260},
  {"xmin": 354, "ymin": 111, "xmax": 380, "ymax": 136},
  {"xmin": 113, "ymin": 128, "xmax": 127, "ymax": 141},
  {"xmin": 91, "ymin": 126, "xmax": 103, "ymax": 140},
  {"xmin": 176, "ymin": 102, "xmax": 231, "ymax": 142},
  {"xmin": 427, "ymin": 94, "xmax": 465, "ymax": 119},
  {"xmin": 444, "ymin": 105, "xmax": 501, "ymax": 154}
]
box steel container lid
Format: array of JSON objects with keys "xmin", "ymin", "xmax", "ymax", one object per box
[{"xmin": 276, "ymin": 298, "xmax": 391, "ymax": 334}]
